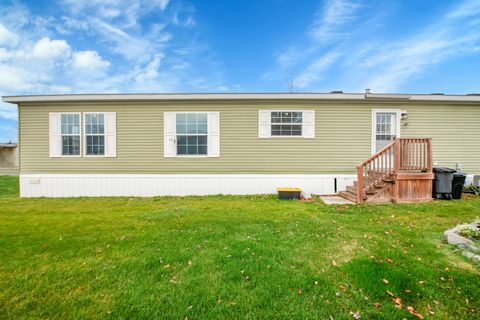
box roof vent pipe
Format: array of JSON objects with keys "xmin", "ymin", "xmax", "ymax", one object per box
[{"xmin": 365, "ymin": 89, "xmax": 371, "ymax": 94}]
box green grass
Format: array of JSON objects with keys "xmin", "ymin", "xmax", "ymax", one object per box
[{"xmin": 0, "ymin": 176, "xmax": 478, "ymax": 319}]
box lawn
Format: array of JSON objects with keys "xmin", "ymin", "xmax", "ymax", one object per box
[{"xmin": 0, "ymin": 176, "xmax": 479, "ymax": 319}]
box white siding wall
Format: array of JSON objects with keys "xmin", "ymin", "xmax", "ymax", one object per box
[{"xmin": 20, "ymin": 174, "xmax": 357, "ymax": 197}]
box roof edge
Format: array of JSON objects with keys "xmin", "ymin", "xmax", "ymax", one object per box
[{"xmin": 3, "ymin": 92, "xmax": 480, "ymax": 103}]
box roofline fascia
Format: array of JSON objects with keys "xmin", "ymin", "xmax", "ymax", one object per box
[{"xmin": 3, "ymin": 93, "xmax": 480, "ymax": 104}]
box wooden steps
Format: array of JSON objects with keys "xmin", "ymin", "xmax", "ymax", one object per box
[
  {"xmin": 338, "ymin": 190, "xmax": 365, "ymax": 203},
  {"xmin": 338, "ymin": 138, "xmax": 433, "ymax": 204},
  {"xmin": 339, "ymin": 179, "xmax": 395, "ymax": 204}
]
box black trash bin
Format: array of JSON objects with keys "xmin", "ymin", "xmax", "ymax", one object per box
[
  {"xmin": 433, "ymin": 167, "xmax": 456, "ymax": 199},
  {"xmin": 452, "ymin": 172, "xmax": 466, "ymax": 199}
]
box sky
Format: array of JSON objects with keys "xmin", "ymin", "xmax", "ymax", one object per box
[{"xmin": 0, "ymin": 0, "xmax": 480, "ymax": 142}]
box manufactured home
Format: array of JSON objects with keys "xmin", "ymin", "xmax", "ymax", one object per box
[{"xmin": 3, "ymin": 93, "xmax": 480, "ymax": 202}]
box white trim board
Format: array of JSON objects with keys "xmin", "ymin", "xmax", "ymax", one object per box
[{"xmin": 19, "ymin": 174, "xmax": 356, "ymax": 198}]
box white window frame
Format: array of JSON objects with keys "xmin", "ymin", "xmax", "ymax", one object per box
[
  {"xmin": 83, "ymin": 112, "xmax": 106, "ymax": 157},
  {"xmin": 371, "ymin": 108, "xmax": 401, "ymax": 154},
  {"xmin": 60, "ymin": 112, "xmax": 82, "ymax": 157},
  {"xmin": 269, "ymin": 110, "xmax": 304, "ymax": 138},
  {"xmin": 175, "ymin": 111, "xmax": 210, "ymax": 158}
]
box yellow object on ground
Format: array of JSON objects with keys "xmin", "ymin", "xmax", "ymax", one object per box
[{"xmin": 277, "ymin": 188, "xmax": 302, "ymax": 192}]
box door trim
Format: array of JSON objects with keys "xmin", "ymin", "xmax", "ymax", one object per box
[{"xmin": 371, "ymin": 109, "xmax": 401, "ymax": 154}]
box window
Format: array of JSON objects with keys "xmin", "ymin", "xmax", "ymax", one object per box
[
  {"xmin": 84, "ymin": 113, "xmax": 105, "ymax": 156},
  {"xmin": 61, "ymin": 113, "xmax": 81, "ymax": 156},
  {"xmin": 176, "ymin": 113, "xmax": 208, "ymax": 155},
  {"xmin": 258, "ymin": 110, "xmax": 314, "ymax": 139},
  {"xmin": 50, "ymin": 112, "xmax": 116, "ymax": 158},
  {"xmin": 271, "ymin": 111, "xmax": 302, "ymax": 136}
]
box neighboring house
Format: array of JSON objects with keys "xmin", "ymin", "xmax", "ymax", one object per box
[
  {"xmin": 2, "ymin": 93, "xmax": 480, "ymax": 200},
  {"xmin": 0, "ymin": 142, "xmax": 18, "ymax": 176}
]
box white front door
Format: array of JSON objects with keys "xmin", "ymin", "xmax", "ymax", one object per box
[{"xmin": 372, "ymin": 109, "xmax": 401, "ymax": 154}]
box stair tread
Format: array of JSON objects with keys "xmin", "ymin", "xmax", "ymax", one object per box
[
  {"xmin": 339, "ymin": 190, "xmax": 367, "ymax": 201},
  {"xmin": 338, "ymin": 192, "xmax": 358, "ymax": 203}
]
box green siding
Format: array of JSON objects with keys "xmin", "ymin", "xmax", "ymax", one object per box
[{"xmin": 18, "ymin": 101, "xmax": 480, "ymax": 174}]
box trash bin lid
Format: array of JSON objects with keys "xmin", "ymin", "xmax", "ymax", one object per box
[
  {"xmin": 453, "ymin": 172, "xmax": 466, "ymax": 177},
  {"xmin": 433, "ymin": 167, "xmax": 456, "ymax": 173}
]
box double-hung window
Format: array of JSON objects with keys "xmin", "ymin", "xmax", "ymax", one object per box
[
  {"xmin": 258, "ymin": 110, "xmax": 315, "ymax": 138},
  {"xmin": 176, "ymin": 113, "xmax": 208, "ymax": 155},
  {"xmin": 61, "ymin": 113, "xmax": 81, "ymax": 156},
  {"xmin": 163, "ymin": 112, "xmax": 220, "ymax": 157},
  {"xmin": 271, "ymin": 111, "xmax": 303, "ymax": 136},
  {"xmin": 49, "ymin": 112, "xmax": 116, "ymax": 158},
  {"xmin": 84, "ymin": 113, "xmax": 105, "ymax": 156}
]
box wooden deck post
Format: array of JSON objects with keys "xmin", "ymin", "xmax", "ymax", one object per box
[
  {"xmin": 393, "ymin": 139, "xmax": 400, "ymax": 202},
  {"xmin": 427, "ymin": 138, "xmax": 433, "ymax": 172},
  {"xmin": 356, "ymin": 165, "xmax": 363, "ymax": 204}
]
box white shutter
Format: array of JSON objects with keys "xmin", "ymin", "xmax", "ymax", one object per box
[
  {"xmin": 207, "ymin": 112, "xmax": 220, "ymax": 157},
  {"xmin": 303, "ymin": 110, "xmax": 315, "ymax": 138},
  {"xmin": 164, "ymin": 112, "xmax": 176, "ymax": 157},
  {"xmin": 49, "ymin": 112, "xmax": 61, "ymax": 157},
  {"xmin": 105, "ymin": 112, "xmax": 117, "ymax": 157},
  {"xmin": 258, "ymin": 110, "xmax": 270, "ymax": 138}
]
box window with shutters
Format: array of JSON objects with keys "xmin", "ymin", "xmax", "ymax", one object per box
[
  {"xmin": 164, "ymin": 112, "xmax": 219, "ymax": 158},
  {"xmin": 84, "ymin": 113, "xmax": 105, "ymax": 156},
  {"xmin": 176, "ymin": 113, "xmax": 208, "ymax": 155},
  {"xmin": 60, "ymin": 113, "xmax": 81, "ymax": 156},
  {"xmin": 258, "ymin": 110, "xmax": 314, "ymax": 139},
  {"xmin": 49, "ymin": 112, "xmax": 116, "ymax": 158}
]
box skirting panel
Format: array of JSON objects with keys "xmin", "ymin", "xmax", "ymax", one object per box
[{"xmin": 19, "ymin": 174, "xmax": 356, "ymax": 198}]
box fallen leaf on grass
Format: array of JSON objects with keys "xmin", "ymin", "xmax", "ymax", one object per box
[
  {"xmin": 349, "ymin": 311, "xmax": 361, "ymax": 319},
  {"xmin": 382, "ymin": 279, "xmax": 389, "ymax": 284},
  {"xmin": 386, "ymin": 290, "xmax": 395, "ymax": 297},
  {"xmin": 373, "ymin": 303, "xmax": 382, "ymax": 310},
  {"xmin": 393, "ymin": 297, "xmax": 403, "ymax": 309},
  {"xmin": 406, "ymin": 306, "xmax": 424, "ymax": 319},
  {"xmin": 188, "ymin": 260, "xmax": 192, "ymax": 267},
  {"xmin": 386, "ymin": 258, "xmax": 394, "ymax": 264},
  {"xmin": 427, "ymin": 304, "xmax": 435, "ymax": 315},
  {"xmin": 332, "ymin": 260, "xmax": 337, "ymax": 266}
]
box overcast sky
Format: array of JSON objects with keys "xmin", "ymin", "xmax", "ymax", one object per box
[{"xmin": 1, "ymin": 0, "xmax": 480, "ymax": 141}]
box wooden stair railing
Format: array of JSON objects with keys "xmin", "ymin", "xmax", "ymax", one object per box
[{"xmin": 356, "ymin": 138, "xmax": 432, "ymax": 204}]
